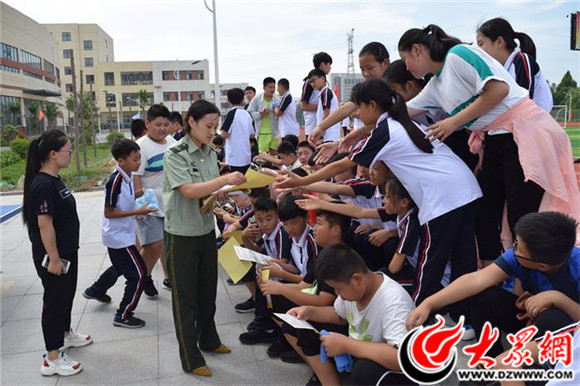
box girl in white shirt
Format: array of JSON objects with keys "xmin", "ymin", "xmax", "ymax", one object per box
[
  {"xmin": 397, "ymin": 24, "xmax": 549, "ymax": 265},
  {"xmin": 476, "ymin": 18, "xmax": 553, "ymax": 112}
]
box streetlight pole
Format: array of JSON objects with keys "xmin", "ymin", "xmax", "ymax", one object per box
[
  {"xmin": 174, "ymin": 60, "xmax": 201, "ymax": 115},
  {"xmin": 204, "ymin": 0, "xmax": 220, "ymax": 107},
  {"xmin": 116, "ymin": 97, "xmax": 121, "ymax": 133}
]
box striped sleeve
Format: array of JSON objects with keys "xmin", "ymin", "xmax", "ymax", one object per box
[
  {"xmin": 348, "ymin": 119, "xmax": 390, "ymax": 167},
  {"xmin": 238, "ymin": 209, "xmax": 254, "ymax": 229},
  {"xmin": 279, "ymin": 93, "xmax": 292, "ymax": 112},
  {"xmin": 321, "ymin": 88, "xmax": 332, "ymax": 109},
  {"xmin": 279, "ymin": 227, "xmax": 293, "ymax": 260},
  {"xmin": 304, "ymin": 232, "xmax": 319, "ymax": 273},
  {"xmin": 301, "ymin": 80, "xmax": 314, "ymax": 103},
  {"xmin": 349, "ymin": 181, "xmax": 375, "ymax": 199},
  {"xmin": 512, "ymin": 53, "xmax": 539, "ymax": 99},
  {"xmin": 220, "ymin": 109, "xmax": 236, "ymax": 133},
  {"xmin": 396, "ymin": 212, "xmax": 421, "ymax": 256},
  {"xmin": 104, "ymin": 172, "xmax": 123, "ymax": 208}
]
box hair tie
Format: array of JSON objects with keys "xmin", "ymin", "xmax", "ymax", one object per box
[
  {"xmin": 514, "ymin": 31, "xmax": 519, "ymax": 39},
  {"xmin": 392, "ymin": 96, "xmax": 397, "ymax": 105}
]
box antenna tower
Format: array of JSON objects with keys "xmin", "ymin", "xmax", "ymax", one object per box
[{"xmin": 347, "ymin": 28, "xmax": 355, "ymax": 77}]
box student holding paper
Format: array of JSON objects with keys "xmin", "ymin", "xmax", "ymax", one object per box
[
  {"xmin": 288, "ymin": 245, "xmax": 415, "ymax": 385},
  {"xmin": 163, "ymin": 100, "xmax": 246, "ymax": 377}
]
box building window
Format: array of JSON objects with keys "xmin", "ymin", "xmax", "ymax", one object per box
[
  {"xmin": 55, "ymin": 68, "xmax": 60, "ymax": 80},
  {"xmin": 105, "ymin": 54, "xmax": 109, "ymax": 62},
  {"xmin": 65, "ymin": 83, "xmax": 74, "ymax": 92},
  {"xmin": 21, "ymin": 50, "xmax": 42, "ymax": 70},
  {"xmin": 63, "ymin": 49, "xmax": 72, "ymax": 59},
  {"xmin": 86, "ymin": 74, "xmax": 95, "ymax": 84},
  {"xmin": 62, "ymin": 32, "xmax": 71, "ymax": 41},
  {"xmin": 122, "ymin": 93, "xmax": 140, "ymax": 106},
  {"xmin": 84, "ymin": 57, "xmax": 94, "ymax": 67},
  {"xmin": 0, "ymin": 95, "xmax": 22, "ymax": 127},
  {"xmin": 1, "ymin": 43, "xmax": 18, "ymax": 62},
  {"xmin": 104, "ymin": 72, "xmax": 115, "ymax": 86},
  {"xmin": 162, "ymin": 71, "xmax": 172, "ymax": 81},
  {"xmin": 120, "ymin": 71, "xmax": 153, "ymax": 85},
  {"xmin": 163, "ymin": 92, "xmax": 177, "ymax": 102},
  {"xmin": 83, "ymin": 40, "xmax": 93, "ymax": 50},
  {"xmin": 23, "ymin": 70, "xmax": 43, "ymax": 80},
  {"xmin": 104, "ymin": 39, "xmax": 108, "ymax": 48},
  {"xmin": 0, "ymin": 64, "xmax": 19, "ymax": 73},
  {"xmin": 64, "ymin": 67, "xmax": 72, "ymax": 75},
  {"xmin": 196, "ymin": 70, "xmax": 204, "ymax": 80}
]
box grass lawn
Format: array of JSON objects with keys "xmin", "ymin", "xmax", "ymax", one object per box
[{"xmin": 1, "ymin": 143, "xmax": 114, "ymax": 191}]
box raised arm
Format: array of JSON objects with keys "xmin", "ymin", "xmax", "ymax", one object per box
[
  {"xmin": 275, "ymin": 157, "xmax": 356, "ymax": 189},
  {"xmin": 296, "ymin": 194, "xmax": 379, "ymax": 219}
]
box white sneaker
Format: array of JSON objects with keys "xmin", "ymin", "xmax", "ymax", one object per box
[
  {"xmin": 62, "ymin": 329, "xmax": 92, "ymax": 349},
  {"xmin": 462, "ymin": 324, "xmax": 476, "ymax": 341},
  {"xmin": 41, "ymin": 352, "xmax": 83, "ymax": 376}
]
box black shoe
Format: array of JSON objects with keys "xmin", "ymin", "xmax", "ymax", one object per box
[
  {"xmin": 267, "ymin": 339, "xmax": 292, "ymax": 358},
  {"xmin": 83, "ymin": 287, "xmax": 111, "ymax": 304},
  {"xmin": 144, "ymin": 276, "xmax": 158, "ymax": 299},
  {"xmin": 247, "ymin": 320, "xmax": 258, "ymax": 332},
  {"xmin": 239, "ymin": 329, "xmax": 277, "ymax": 345},
  {"xmin": 280, "ymin": 349, "xmax": 304, "ymax": 363},
  {"xmin": 234, "ymin": 297, "xmax": 255, "ymax": 313},
  {"xmin": 306, "ymin": 373, "xmax": 321, "ymax": 386},
  {"xmin": 162, "ymin": 278, "xmax": 171, "ymax": 291},
  {"xmin": 113, "ymin": 316, "xmax": 146, "ymax": 328}
]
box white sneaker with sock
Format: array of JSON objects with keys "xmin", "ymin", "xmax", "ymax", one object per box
[
  {"xmin": 41, "ymin": 351, "xmax": 83, "ymax": 376},
  {"xmin": 62, "ymin": 329, "xmax": 92, "ymax": 349}
]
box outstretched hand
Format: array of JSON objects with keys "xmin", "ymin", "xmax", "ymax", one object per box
[
  {"xmin": 295, "ymin": 194, "xmax": 324, "ymax": 211},
  {"xmin": 274, "ymin": 171, "xmax": 304, "ymax": 190},
  {"xmin": 339, "ymin": 128, "xmax": 365, "ymax": 152}
]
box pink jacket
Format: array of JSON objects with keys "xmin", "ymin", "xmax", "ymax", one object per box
[{"xmin": 469, "ymin": 98, "xmax": 580, "ymax": 240}]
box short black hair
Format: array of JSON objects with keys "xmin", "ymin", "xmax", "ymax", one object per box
[
  {"xmin": 298, "ymin": 140, "xmax": 315, "ymax": 152},
  {"xmin": 111, "ymin": 138, "xmax": 140, "ymax": 160},
  {"xmin": 514, "ymin": 212, "xmax": 577, "ymax": 265},
  {"xmin": 308, "ymin": 68, "xmax": 326, "ymax": 81},
  {"xmin": 263, "ymin": 77, "xmax": 276, "ymax": 87},
  {"xmin": 282, "ymin": 134, "xmax": 299, "ymax": 149},
  {"xmin": 212, "ymin": 135, "xmax": 224, "ymax": 146},
  {"xmin": 278, "ymin": 78, "xmax": 290, "ymax": 91},
  {"xmin": 254, "ymin": 198, "xmax": 278, "ymax": 213},
  {"xmin": 315, "ymin": 244, "xmax": 369, "ymax": 284},
  {"xmin": 130, "ymin": 119, "xmax": 146, "ymax": 138},
  {"xmin": 169, "ymin": 111, "xmax": 183, "ymax": 126},
  {"xmin": 317, "ymin": 202, "xmax": 351, "ymax": 240},
  {"xmin": 146, "ymin": 104, "xmax": 170, "ymax": 122},
  {"xmin": 313, "ymin": 52, "xmax": 333, "ymax": 68},
  {"xmin": 278, "ymin": 195, "xmax": 307, "ymax": 222},
  {"xmin": 227, "ymin": 88, "xmax": 245, "ymax": 105},
  {"xmin": 249, "ymin": 186, "xmax": 270, "ymax": 199},
  {"xmin": 244, "ymin": 86, "xmax": 256, "ymax": 93},
  {"xmin": 277, "ymin": 141, "xmax": 296, "ymax": 156}
]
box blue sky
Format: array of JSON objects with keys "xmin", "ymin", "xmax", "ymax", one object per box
[{"xmin": 4, "ymin": 0, "xmax": 579, "ymax": 97}]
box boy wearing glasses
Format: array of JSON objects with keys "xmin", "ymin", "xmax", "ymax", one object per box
[
  {"xmin": 406, "ymin": 212, "xmax": 580, "ymax": 359},
  {"xmin": 307, "ymin": 69, "xmax": 340, "ymax": 143}
]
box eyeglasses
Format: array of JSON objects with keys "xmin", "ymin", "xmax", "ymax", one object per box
[
  {"xmin": 512, "ymin": 240, "xmax": 552, "ymax": 265},
  {"xmin": 58, "ymin": 149, "xmax": 73, "ymax": 155}
]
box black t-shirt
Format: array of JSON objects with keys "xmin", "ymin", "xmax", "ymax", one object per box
[{"xmin": 27, "ymin": 172, "xmax": 80, "ymax": 260}]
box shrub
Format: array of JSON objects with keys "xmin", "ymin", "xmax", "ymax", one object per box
[
  {"xmin": 0, "ymin": 125, "xmax": 19, "ymax": 146},
  {"xmin": 106, "ymin": 132, "xmax": 125, "ymax": 145},
  {"xmin": 9, "ymin": 137, "xmax": 31, "ymax": 159},
  {"xmin": 0, "ymin": 150, "xmax": 22, "ymax": 167}
]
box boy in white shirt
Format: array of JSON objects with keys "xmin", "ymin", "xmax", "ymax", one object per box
[
  {"xmin": 273, "ymin": 78, "xmax": 299, "ymax": 141},
  {"xmin": 288, "ymin": 245, "xmax": 415, "ymax": 385},
  {"xmin": 308, "ymin": 69, "xmax": 341, "ymax": 143},
  {"xmin": 220, "ymin": 88, "xmax": 255, "ymax": 174},
  {"xmin": 134, "ymin": 104, "xmax": 176, "ymax": 297}
]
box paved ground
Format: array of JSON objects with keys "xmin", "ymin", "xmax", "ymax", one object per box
[{"xmin": 1, "ymin": 191, "xmax": 469, "ymax": 385}]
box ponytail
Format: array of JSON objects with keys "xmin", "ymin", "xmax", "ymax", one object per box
[
  {"xmin": 398, "ymin": 24, "xmax": 462, "ymax": 62},
  {"xmin": 351, "ymin": 79, "xmax": 433, "ymax": 154},
  {"xmin": 22, "ymin": 130, "xmax": 69, "ymax": 225},
  {"xmin": 478, "ymin": 18, "xmax": 537, "ymax": 60},
  {"xmin": 383, "ymin": 59, "xmax": 427, "ymax": 89}
]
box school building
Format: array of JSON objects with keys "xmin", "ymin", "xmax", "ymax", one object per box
[
  {"xmin": 330, "ymin": 72, "xmax": 365, "ymax": 104},
  {"xmin": 0, "ymin": 2, "xmax": 63, "ymax": 135},
  {"xmin": 1, "ymin": 3, "xmax": 247, "ymax": 135}
]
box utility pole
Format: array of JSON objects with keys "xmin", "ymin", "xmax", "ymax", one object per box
[
  {"xmin": 70, "ymin": 50, "xmax": 81, "ymax": 173},
  {"xmin": 347, "ymin": 28, "xmax": 355, "ymax": 77},
  {"xmin": 80, "ymin": 70, "xmax": 87, "ymax": 166}
]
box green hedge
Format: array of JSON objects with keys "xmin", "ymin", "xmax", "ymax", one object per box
[
  {"xmin": 0, "ymin": 151, "xmax": 22, "ymax": 167},
  {"xmin": 9, "ymin": 137, "xmax": 30, "ymax": 159},
  {"xmin": 106, "ymin": 132, "xmax": 125, "ymax": 145}
]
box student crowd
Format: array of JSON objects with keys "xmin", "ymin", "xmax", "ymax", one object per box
[{"xmin": 23, "ymin": 17, "xmax": 579, "ymax": 386}]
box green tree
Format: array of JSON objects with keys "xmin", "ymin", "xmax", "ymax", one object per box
[
  {"xmin": 44, "ymin": 102, "xmax": 59, "ymax": 130},
  {"xmin": 553, "ymin": 71, "xmax": 578, "ymax": 105},
  {"xmin": 27, "ymin": 101, "xmax": 40, "ymax": 134},
  {"xmin": 138, "ymin": 89, "xmax": 149, "ymax": 115},
  {"xmin": 8, "ymin": 101, "xmax": 20, "ymax": 126}
]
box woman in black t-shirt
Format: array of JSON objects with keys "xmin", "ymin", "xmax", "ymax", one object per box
[{"xmin": 22, "ymin": 130, "xmax": 91, "ymax": 376}]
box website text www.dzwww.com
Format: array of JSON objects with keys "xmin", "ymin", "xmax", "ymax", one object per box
[{"xmin": 456, "ymin": 369, "xmax": 575, "ymax": 382}]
